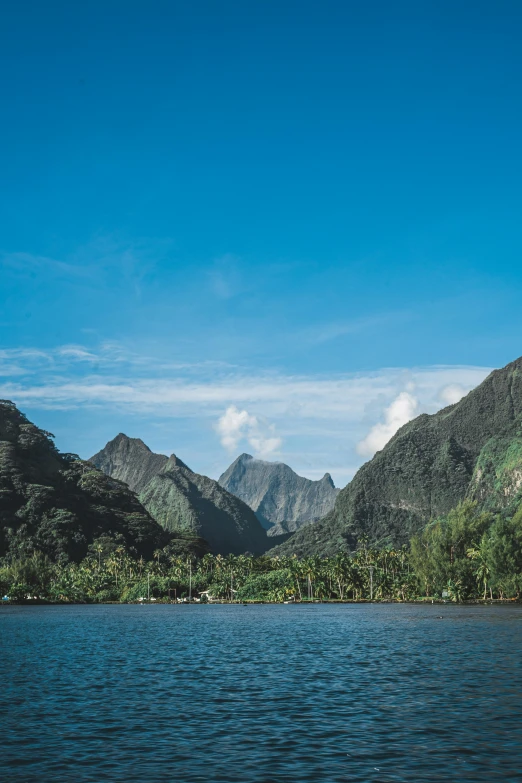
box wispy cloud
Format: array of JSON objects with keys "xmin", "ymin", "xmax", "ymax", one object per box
[
  {"xmin": 300, "ymin": 310, "xmax": 413, "ymax": 345},
  {"xmin": 56, "ymin": 345, "xmax": 99, "ymax": 362},
  {"xmin": 0, "ymin": 348, "xmax": 53, "ymax": 377},
  {"xmin": 1, "ymin": 235, "xmax": 170, "ymax": 300},
  {"xmin": 208, "ymin": 254, "xmax": 246, "ymax": 300},
  {"xmin": 0, "ymin": 341, "xmax": 492, "ymax": 483},
  {"xmin": 0, "ymin": 345, "xmax": 490, "ymax": 420},
  {"xmin": 0, "ymin": 251, "xmax": 95, "ymax": 279}
]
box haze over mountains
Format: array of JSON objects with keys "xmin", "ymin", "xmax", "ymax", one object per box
[
  {"xmin": 90, "ymin": 435, "xmax": 268, "ymax": 555},
  {"xmin": 219, "ymin": 453, "xmax": 340, "ymax": 535},
  {"xmin": 269, "ymin": 357, "xmax": 522, "ymax": 557}
]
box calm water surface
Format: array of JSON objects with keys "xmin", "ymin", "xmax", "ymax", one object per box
[{"xmin": 2, "ymin": 604, "xmax": 521, "ymax": 782}]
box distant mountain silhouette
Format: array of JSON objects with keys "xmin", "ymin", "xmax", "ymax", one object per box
[{"xmin": 218, "ymin": 453, "xmax": 340, "ymax": 535}]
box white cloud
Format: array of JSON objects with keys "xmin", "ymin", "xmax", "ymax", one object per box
[
  {"xmin": 215, "ymin": 405, "xmax": 282, "ymax": 458},
  {"xmin": 357, "ymin": 391, "xmax": 419, "ymax": 457},
  {"xmin": 248, "ymin": 435, "xmax": 283, "ymax": 459},
  {"xmin": 438, "ymin": 383, "xmax": 468, "ymax": 406},
  {"xmin": 215, "ymin": 406, "xmax": 257, "ymax": 450}
]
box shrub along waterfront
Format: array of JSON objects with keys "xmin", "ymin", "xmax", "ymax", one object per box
[{"xmin": 1, "ymin": 501, "xmax": 521, "ymax": 603}]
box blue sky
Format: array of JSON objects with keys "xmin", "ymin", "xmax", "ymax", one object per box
[{"xmin": 1, "ymin": 1, "xmax": 521, "ymax": 485}]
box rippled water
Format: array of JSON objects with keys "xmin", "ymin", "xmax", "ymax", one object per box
[{"xmin": 2, "ymin": 604, "xmax": 522, "ymax": 782}]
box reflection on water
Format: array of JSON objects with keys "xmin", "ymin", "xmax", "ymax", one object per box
[{"xmin": 2, "ymin": 604, "xmax": 521, "ymax": 782}]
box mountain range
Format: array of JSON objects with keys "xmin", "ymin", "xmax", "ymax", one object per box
[
  {"xmin": 0, "ymin": 400, "xmax": 167, "ymax": 562},
  {"xmin": 268, "ymin": 356, "xmax": 522, "ymax": 557},
  {"xmin": 218, "ymin": 453, "xmax": 340, "ymax": 535},
  {"xmin": 90, "ymin": 435, "xmax": 269, "ymax": 555},
  {"xmin": 4, "ymin": 355, "xmax": 522, "ymax": 563}
]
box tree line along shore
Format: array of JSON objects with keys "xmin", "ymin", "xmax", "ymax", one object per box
[{"xmin": 2, "ymin": 500, "xmax": 521, "ymax": 604}]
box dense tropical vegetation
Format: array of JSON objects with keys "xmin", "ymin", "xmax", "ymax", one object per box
[
  {"xmin": 410, "ymin": 500, "xmax": 522, "ymax": 601},
  {"xmin": 2, "ymin": 500, "xmax": 521, "ymax": 603},
  {"xmin": 0, "ymin": 400, "xmax": 169, "ymax": 562}
]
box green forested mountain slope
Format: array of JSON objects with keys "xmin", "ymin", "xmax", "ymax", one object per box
[
  {"xmin": 0, "ymin": 401, "xmax": 167, "ymax": 562},
  {"xmin": 90, "ymin": 435, "xmax": 269, "ymax": 555},
  {"xmin": 269, "ymin": 357, "xmax": 522, "ymax": 557}
]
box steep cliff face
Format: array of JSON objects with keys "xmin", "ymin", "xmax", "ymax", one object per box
[
  {"xmin": 89, "ymin": 434, "xmax": 169, "ymax": 493},
  {"xmin": 0, "ymin": 401, "xmax": 166, "ymax": 562},
  {"xmin": 90, "ymin": 437, "xmax": 268, "ymax": 555},
  {"xmin": 218, "ymin": 453, "xmax": 340, "ymax": 532},
  {"xmin": 268, "ymin": 357, "xmax": 522, "ymax": 557}
]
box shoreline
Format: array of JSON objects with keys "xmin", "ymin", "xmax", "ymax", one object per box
[{"xmin": 2, "ymin": 598, "xmax": 520, "ymax": 607}]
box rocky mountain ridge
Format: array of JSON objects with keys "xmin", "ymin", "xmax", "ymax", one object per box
[
  {"xmin": 268, "ymin": 357, "xmax": 522, "ymax": 557},
  {"xmin": 218, "ymin": 453, "xmax": 340, "ymax": 535},
  {"xmin": 90, "ymin": 436, "xmax": 268, "ymax": 555}
]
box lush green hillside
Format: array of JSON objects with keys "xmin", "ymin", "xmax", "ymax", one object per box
[
  {"xmin": 0, "ymin": 401, "xmax": 170, "ymax": 562},
  {"xmin": 3, "ymin": 497, "xmax": 521, "ymax": 603},
  {"xmin": 269, "ymin": 357, "xmax": 522, "ymax": 557},
  {"xmin": 140, "ymin": 456, "xmax": 269, "ymax": 555},
  {"xmin": 90, "ymin": 435, "xmax": 269, "ymax": 555}
]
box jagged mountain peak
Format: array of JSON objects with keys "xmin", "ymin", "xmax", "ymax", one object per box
[
  {"xmin": 90, "ymin": 437, "xmax": 268, "ymax": 555},
  {"xmin": 163, "ymin": 453, "xmax": 192, "ymax": 472},
  {"xmin": 219, "ymin": 454, "xmax": 340, "ymax": 531},
  {"xmin": 90, "ymin": 435, "xmax": 168, "ymax": 494},
  {"xmin": 105, "ymin": 432, "xmax": 153, "ymax": 452},
  {"xmin": 96, "ymin": 433, "xmax": 162, "ymax": 465},
  {"xmin": 321, "ymin": 473, "xmax": 336, "ymax": 487}
]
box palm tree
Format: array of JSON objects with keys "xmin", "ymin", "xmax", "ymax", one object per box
[
  {"xmin": 168, "ymin": 556, "xmax": 183, "ymax": 581},
  {"xmin": 106, "ymin": 556, "xmax": 119, "ymax": 588},
  {"xmin": 330, "ymin": 553, "xmax": 351, "ymax": 600},
  {"xmin": 467, "ymin": 535, "xmax": 491, "ymax": 599},
  {"xmin": 446, "ymin": 578, "xmax": 463, "ymax": 602},
  {"xmin": 350, "ymin": 562, "xmax": 365, "ymax": 600},
  {"xmin": 288, "ymin": 556, "xmax": 304, "ymax": 600},
  {"xmin": 235, "ymin": 554, "xmax": 251, "ymax": 581},
  {"xmin": 153, "ymin": 549, "xmax": 163, "ymax": 575},
  {"xmin": 302, "ymin": 557, "xmax": 318, "ymax": 600},
  {"xmin": 357, "ymin": 534, "xmax": 371, "ymax": 564},
  {"xmin": 200, "ymin": 553, "xmax": 215, "ymax": 577},
  {"xmin": 93, "ymin": 543, "xmax": 103, "ymax": 570}
]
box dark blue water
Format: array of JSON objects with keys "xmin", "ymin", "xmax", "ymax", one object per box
[{"xmin": 2, "ymin": 604, "xmax": 521, "ymax": 782}]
